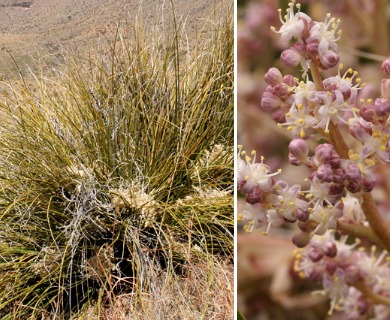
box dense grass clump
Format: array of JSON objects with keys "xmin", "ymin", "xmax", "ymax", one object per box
[{"xmin": 0, "ymin": 7, "xmax": 233, "ymax": 319}]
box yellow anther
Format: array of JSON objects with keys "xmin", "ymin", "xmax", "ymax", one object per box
[
  {"xmin": 251, "ymin": 150, "xmax": 256, "ymax": 155},
  {"xmin": 339, "ymin": 63, "xmax": 344, "ymax": 69},
  {"xmin": 287, "ymin": 126, "xmax": 293, "ymax": 131},
  {"xmin": 367, "ymin": 99, "xmax": 373, "ymax": 103},
  {"xmin": 300, "ymin": 129, "xmax": 305, "ymax": 138}
]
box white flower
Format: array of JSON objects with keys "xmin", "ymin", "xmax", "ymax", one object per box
[
  {"xmin": 238, "ymin": 148, "xmax": 281, "ymax": 193},
  {"xmin": 313, "ymin": 90, "xmax": 348, "ymax": 133},
  {"xmin": 271, "ymin": 1, "xmax": 311, "ymax": 42},
  {"xmin": 238, "ymin": 202, "xmax": 267, "ymax": 232},
  {"xmin": 307, "ymin": 13, "xmax": 341, "ymax": 54},
  {"xmin": 278, "ymin": 102, "xmax": 318, "ymax": 138}
]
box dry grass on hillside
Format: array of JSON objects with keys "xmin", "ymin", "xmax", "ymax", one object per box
[{"xmin": 0, "ymin": 3, "xmax": 233, "ymax": 319}]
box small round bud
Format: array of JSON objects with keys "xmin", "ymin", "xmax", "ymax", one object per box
[
  {"xmin": 314, "ymin": 143, "xmax": 335, "ymax": 164},
  {"xmin": 380, "ymin": 79, "xmax": 390, "ymax": 100},
  {"xmin": 245, "ymin": 187, "xmax": 263, "ymax": 204},
  {"xmin": 306, "ymin": 39, "xmax": 319, "ymax": 53},
  {"xmin": 271, "ymin": 109, "xmax": 286, "ymax": 123},
  {"xmin": 344, "ymin": 162, "xmax": 361, "ymax": 181},
  {"xmin": 382, "ymin": 56, "xmax": 390, "ymax": 75},
  {"xmin": 374, "ymin": 97, "xmax": 390, "ymax": 118},
  {"xmin": 283, "ymin": 75, "xmax": 296, "ymax": 87},
  {"xmin": 298, "ymin": 220, "xmax": 317, "ymax": 233},
  {"xmin": 361, "ymin": 176, "xmax": 376, "ymax": 192},
  {"xmin": 273, "ymin": 83, "xmax": 290, "ymax": 99},
  {"xmin": 308, "ymin": 247, "xmax": 324, "ymax": 262},
  {"xmin": 288, "ymin": 139, "xmax": 309, "ymax": 165},
  {"xmin": 360, "ymin": 103, "xmax": 375, "ymax": 122},
  {"xmin": 292, "ymin": 231, "xmax": 311, "ymax": 248},
  {"xmin": 265, "ymin": 67, "xmax": 283, "ymax": 86},
  {"xmin": 332, "ymin": 168, "xmax": 345, "ymax": 184},
  {"xmin": 346, "ymin": 179, "xmax": 361, "ymax": 193},
  {"xmin": 296, "ymin": 208, "xmax": 310, "ymax": 222},
  {"xmin": 329, "ymin": 183, "xmax": 345, "ymax": 195},
  {"xmin": 316, "ymin": 164, "xmax": 333, "ymax": 182},
  {"xmin": 281, "ymin": 48, "xmax": 302, "ymax": 67},
  {"xmin": 261, "ymin": 91, "xmax": 281, "ymax": 111},
  {"xmin": 323, "ymin": 242, "xmax": 337, "ymax": 257},
  {"xmin": 319, "ymin": 50, "xmax": 340, "ymax": 69}
]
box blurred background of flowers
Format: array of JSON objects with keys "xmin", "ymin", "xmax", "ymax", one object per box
[{"xmin": 237, "ymin": 0, "xmax": 390, "ymax": 318}]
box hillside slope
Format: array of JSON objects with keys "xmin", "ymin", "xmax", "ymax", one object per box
[{"xmin": 0, "ymin": 0, "xmax": 224, "ymax": 78}]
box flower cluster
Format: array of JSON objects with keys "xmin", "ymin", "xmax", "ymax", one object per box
[
  {"xmin": 295, "ymin": 231, "xmax": 390, "ymax": 319},
  {"xmin": 238, "ymin": 1, "xmax": 390, "ymax": 317},
  {"xmin": 271, "ymin": 0, "xmax": 341, "ymax": 71}
]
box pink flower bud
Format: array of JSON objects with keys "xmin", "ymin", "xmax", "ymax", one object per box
[
  {"xmin": 306, "ymin": 39, "xmax": 319, "ymax": 53},
  {"xmin": 288, "ymin": 139, "xmax": 309, "ymax": 165},
  {"xmin": 329, "ymin": 151, "xmax": 341, "ymax": 169},
  {"xmin": 271, "ymin": 109, "xmax": 286, "ymax": 123},
  {"xmin": 273, "ymin": 83, "xmax": 290, "ymax": 99},
  {"xmin": 380, "ymin": 79, "xmax": 390, "ymax": 99},
  {"xmin": 298, "ymin": 220, "xmax": 316, "ymax": 233},
  {"xmin": 261, "ymin": 91, "xmax": 281, "ymax": 111},
  {"xmin": 245, "ymin": 187, "xmax": 263, "ymax": 204},
  {"xmin": 346, "ymin": 179, "xmax": 361, "ymax": 193},
  {"xmin": 291, "ymin": 42, "xmax": 306, "ymax": 54},
  {"xmin": 296, "ymin": 208, "xmax": 309, "ymax": 222},
  {"xmin": 344, "ymin": 162, "xmax": 361, "ymax": 181},
  {"xmin": 382, "ymin": 56, "xmax": 390, "ymax": 75},
  {"xmin": 329, "ymin": 183, "xmax": 344, "ymax": 195},
  {"xmin": 308, "ymin": 247, "xmax": 324, "ymax": 262},
  {"xmin": 361, "ymin": 176, "xmax": 375, "ymax": 192},
  {"xmin": 319, "ymin": 50, "xmax": 340, "ymax": 69},
  {"xmin": 292, "ymin": 231, "xmax": 311, "ymax": 248},
  {"xmin": 332, "ymin": 168, "xmax": 345, "ymax": 184},
  {"xmin": 323, "ymin": 242, "xmax": 337, "ymax": 257},
  {"xmin": 316, "ymin": 164, "xmax": 333, "ymax": 182},
  {"xmin": 314, "ymin": 143, "xmax": 335, "ymax": 164},
  {"xmin": 360, "ymin": 103, "xmax": 375, "ymax": 122},
  {"xmin": 374, "ymin": 98, "xmax": 390, "ymax": 118},
  {"xmin": 265, "ymin": 67, "xmax": 283, "ymax": 86},
  {"xmin": 281, "ymin": 48, "xmax": 302, "ymax": 67},
  {"xmin": 283, "ymin": 75, "xmax": 296, "ymax": 87}
]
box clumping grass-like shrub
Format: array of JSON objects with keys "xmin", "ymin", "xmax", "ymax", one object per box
[{"xmin": 0, "ymin": 7, "xmax": 233, "ymax": 319}]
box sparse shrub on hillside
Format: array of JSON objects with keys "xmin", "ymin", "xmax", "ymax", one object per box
[{"xmin": 0, "ymin": 5, "xmax": 233, "ymax": 319}]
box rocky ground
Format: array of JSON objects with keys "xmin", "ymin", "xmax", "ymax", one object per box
[{"xmin": 0, "ymin": 0, "xmax": 227, "ymax": 79}]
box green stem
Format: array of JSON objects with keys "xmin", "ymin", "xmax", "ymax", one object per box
[
  {"xmin": 309, "ymin": 61, "xmax": 390, "ymax": 252},
  {"xmin": 337, "ymin": 220, "xmax": 382, "ymax": 245},
  {"xmin": 353, "ymin": 282, "xmax": 390, "ymax": 306}
]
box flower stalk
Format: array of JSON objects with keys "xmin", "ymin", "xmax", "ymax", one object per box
[{"xmin": 310, "ymin": 61, "xmax": 390, "ymax": 252}]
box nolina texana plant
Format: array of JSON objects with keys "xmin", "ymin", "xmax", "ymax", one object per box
[
  {"xmin": 0, "ymin": 5, "xmax": 233, "ymax": 319},
  {"xmin": 238, "ymin": 1, "xmax": 390, "ymax": 318}
]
